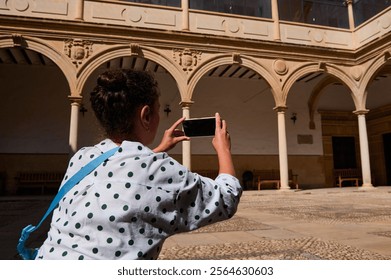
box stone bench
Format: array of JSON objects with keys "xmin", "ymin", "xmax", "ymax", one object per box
[{"xmin": 15, "ymin": 171, "xmax": 64, "ymax": 195}]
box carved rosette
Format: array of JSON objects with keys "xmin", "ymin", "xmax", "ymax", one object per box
[
  {"xmin": 273, "ymin": 59, "xmax": 288, "ymax": 75},
  {"xmin": 64, "ymin": 39, "xmax": 93, "ymax": 68},
  {"xmin": 13, "ymin": 0, "xmax": 30, "ymax": 12},
  {"xmin": 173, "ymin": 48, "xmax": 202, "ymax": 74}
]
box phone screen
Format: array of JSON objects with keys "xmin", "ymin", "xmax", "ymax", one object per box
[{"xmin": 183, "ymin": 117, "xmax": 216, "ymax": 137}]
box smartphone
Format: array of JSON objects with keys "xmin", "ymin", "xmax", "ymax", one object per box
[{"xmin": 182, "ymin": 117, "xmax": 216, "ymax": 137}]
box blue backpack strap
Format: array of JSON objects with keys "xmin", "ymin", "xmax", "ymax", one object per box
[{"xmin": 17, "ymin": 146, "xmax": 119, "ymax": 259}]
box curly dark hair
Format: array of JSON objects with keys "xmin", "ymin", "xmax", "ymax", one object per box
[{"xmin": 90, "ymin": 69, "xmax": 160, "ymax": 141}]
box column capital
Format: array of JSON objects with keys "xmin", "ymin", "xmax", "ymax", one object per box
[
  {"xmin": 353, "ymin": 109, "xmax": 369, "ymax": 116},
  {"xmin": 344, "ymin": 0, "xmax": 353, "ymax": 5},
  {"xmin": 68, "ymin": 96, "xmax": 82, "ymax": 104},
  {"xmin": 179, "ymin": 101, "xmax": 194, "ymax": 108},
  {"xmin": 273, "ymin": 106, "xmax": 288, "ymax": 112}
]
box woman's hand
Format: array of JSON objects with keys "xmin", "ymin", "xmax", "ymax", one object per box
[
  {"xmin": 212, "ymin": 112, "xmax": 231, "ymax": 153},
  {"xmin": 153, "ymin": 117, "xmax": 190, "ymax": 153},
  {"xmin": 212, "ymin": 113, "xmax": 236, "ymax": 177}
]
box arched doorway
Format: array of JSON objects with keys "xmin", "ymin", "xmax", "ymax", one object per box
[
  {"xmin": 365, "ymin": 63, "xmax": 391, "ymax": 186},
  {"xmin": 0, "ymin": 46, "xmax": 70, "ymax": 194},
  {"xmin": 288, "ymin": 69, "xmax": 357, "ymax": 188},
  {"xmin": 79, "ymin": 55, "xmax": 184, "ymax": 156},
  {"xmin": 189, "ymin": 62, "xmax": 281, "ymax": 189}
]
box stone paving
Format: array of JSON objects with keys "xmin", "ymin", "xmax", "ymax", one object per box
[
  {"xmin": 159, "ymin": 187, "xmax": 391, "ymax": 260},
  {"xmin": 1, "ymin": 187, "xmax": 390, "ymax": 260}
]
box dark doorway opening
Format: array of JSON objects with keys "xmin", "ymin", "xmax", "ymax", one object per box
[
  {"xmin": 332, "ymin": 136, "xmax": 357, "ymax": 169},
  {"xmin": 383, "ymin": 133, "xmax": 391, "ymax": 185}
]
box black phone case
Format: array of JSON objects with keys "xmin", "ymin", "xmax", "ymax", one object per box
[{"xmin": 183, "ymin": 117, "xmax": 216, "ymax": 137}]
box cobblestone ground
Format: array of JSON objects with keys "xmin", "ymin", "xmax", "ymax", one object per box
[
  {"xmin": 159, "ymin": 188, "xmax": 391, "ymax": 260},
  {"xmin": 0, "ymin": 198, "xmax": 52, "ymax": 259},
  {"xmin": 1, "ymin": 188, "xmax": 391, "ymax": 260},
  {"xmin": 159, "ymin": 237, "xmax": 388, "ymax": 260}
]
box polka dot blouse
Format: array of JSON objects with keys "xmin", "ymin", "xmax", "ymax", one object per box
[{"xmin": 35, "ymin": 139, "xmax": 242, "ymax": 260}]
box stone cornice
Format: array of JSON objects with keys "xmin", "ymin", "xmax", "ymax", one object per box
[{"xmin": 0, "ymin": 13, "xmax": 389, "ymax": 66}]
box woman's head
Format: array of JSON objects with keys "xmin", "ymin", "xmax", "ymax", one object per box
[{"xmin": 90, "ymin": 69, "xmax": 160, "ymax": 143}]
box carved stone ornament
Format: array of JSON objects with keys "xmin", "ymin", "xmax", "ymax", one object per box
[
  {"xmin": 273, "ymin": 59, "xmax": 288, "ymax": 75},
  {"xmin": 173, "ymin": 48, "xmax": 202, "ymax": 74},
  {"xmin": 318, "ymin": 61, "xmax": 326, "ymax": 71},
  {"xmin": 12, "ymin": 34, "xmax": 24, "ymax": 47},
  {"xmin": 350, "ymin": 65, "xmax": 363, "ymax": 81},
  {"xmin": 232, "ymin": 53, "xmax": 241, "ymax": 64},
  {"xmin": 13, "ymin": 0, "xmax": 30, "ymax": 12},
  {"xmin": 64, "ymin": 39, "xmax": 93, "ymax": 68},
  {"xmin": 130, "ymin": 43, "xmax": 140, "ymax": 56}
]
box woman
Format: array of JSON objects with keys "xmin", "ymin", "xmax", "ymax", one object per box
[{"xmin": 35, "ymin": 69, "xmax": 242, "ymax": 259}]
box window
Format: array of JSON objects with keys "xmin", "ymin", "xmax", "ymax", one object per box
[
  {"xmin": 278, "ymin": 0, "xmax": 349, "ymax": 28},
  {"xmin": 122, "ymin": 0, "xmax": 181, "ymax": 7},
  {"xmin": 189, "ymin": 0, "xmax": 272, "ymax": 18},
  {"xmin": 354, "ymin": 0, "xmax": 391, "ymax": 27}
]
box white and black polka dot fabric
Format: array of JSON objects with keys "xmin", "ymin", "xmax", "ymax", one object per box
[{"xmin": 35, "ymin": 139, "xmax": 242, "ymax": 260}]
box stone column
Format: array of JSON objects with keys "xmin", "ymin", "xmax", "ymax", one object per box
[
  {"xmin": 354, "ymin": 110, "xmax": 374, "ymax": 188},
  {"xmin": 275, "ymin": 106, "xmax": 290, "ymax": 190},
  {"xmin": 181, "ymin": 0, "xmax": 189, "ymax": 31},
  {"xmin": 180, "ymin": 101, "xmax": 192, "ymax": 169},
  {"xmin": 346, "ymin": 0, "xmax": 355, "ymax": 30},
  {"xmin": 69, "ymin": 96, "xmax": 82, "ymax": 154},
  {"xmin": 271, "ymin": 0, "xmax": 281, "ymax": 41}
]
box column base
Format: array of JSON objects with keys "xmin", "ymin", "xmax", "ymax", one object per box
[
  {"xmin": 360, "ymin": 183, "xmax": 375, "ymax": 189},
  {"xmin": 279, "ymin": 186, "xmax": 293, "ymax": 191}
]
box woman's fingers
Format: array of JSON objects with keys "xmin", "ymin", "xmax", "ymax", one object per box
[{"xmin": 169, "ymin": 117, "xmax": 186, "ymax": 132}]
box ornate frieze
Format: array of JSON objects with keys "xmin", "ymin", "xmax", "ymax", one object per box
[
  {"xmin": 173, "ymin": 48, "xmax": 202, "ymax": 74},
  {"xmin": 64, "ymin": 39, "xmax": 93, "ymax": 68}
]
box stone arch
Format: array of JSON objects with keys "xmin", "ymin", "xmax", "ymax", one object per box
[
  {"xmin": 76, "ymin": 44, "xmax": 187, "ymax": 100},
  {"xmin": 283, "ymin": 62, "xmax": 361, "ymax": 109},
  {"xmin": 360, "ymin": 50, "xmax": 391, "ymax": 107},
  {"xmin": 0, "ymin": 35, "xmax": 76, "ymax": 93},
  {"xmin": 307, "ymin": 75, "xmax": 339, "ymax": 129},
  {"xmin": 187, "ymin": 54, "xmax": 282, "ymax": 106}
]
